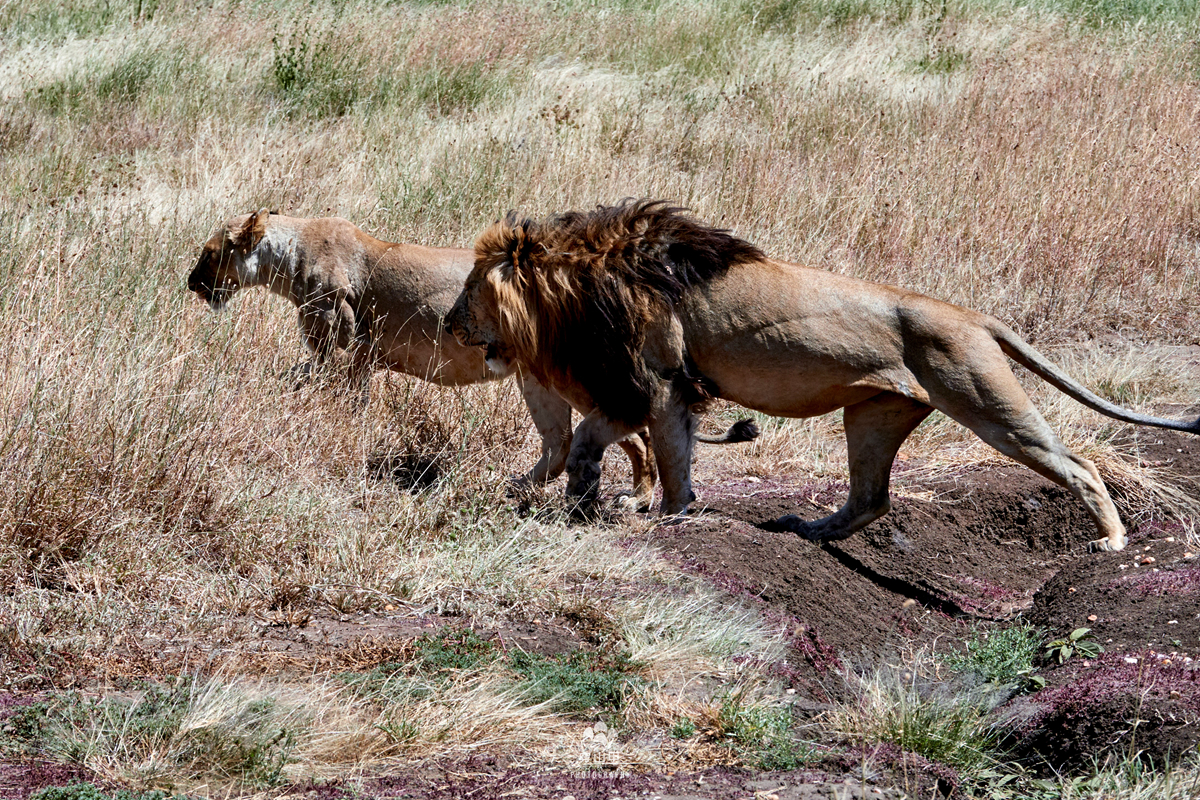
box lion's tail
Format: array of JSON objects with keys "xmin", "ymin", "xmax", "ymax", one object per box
[
  {"xmin": 695, "ymin": 418, "xmax": 761, "ymax": 445},
  {"xmin": 989, "ymin": 321, "xmax": 1200, "ymax": 435}
]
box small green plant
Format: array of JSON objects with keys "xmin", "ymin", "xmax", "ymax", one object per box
[
  {"xmin": 509, "ymin": 649, "xmax": 641, "ymax": 715},
  {"xmin": 1045, "ymin": 628, "xmax": 1103, "ymax": 664},
  {"xmin": 340, "ymin": 628, "xmax": 497, "ymax": 701},
  {"xmin": 31, "ymin": 783, "xmax": 185, "ymax": 800},
  {"xmin": 413, "ymin": 628, "xmax": 497, "ymax": 674},
  {"xmin": 0, "ymin": 698, "xmax": 54, "ymax": 755},
  {"xmin": 670, "ymin": 717, "xmax": 697, "ymax": 739},
  {"xmin": 713, "ymin": 691, "xmax": 816, "ymax": 770},
  {"xmin": 942, "ymin": 623, "xmax": 1044, "ymax": 687}
]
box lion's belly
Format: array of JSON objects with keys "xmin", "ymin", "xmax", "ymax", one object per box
[
  {"xmin": 681, "ymin": 266, "xmax": 927, "ymax": 417},
  {"xmin": 693, "ymin": 350, "xmax": 904, "ymax": 418}
]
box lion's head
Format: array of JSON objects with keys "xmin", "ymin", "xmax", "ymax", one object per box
[
  {"xmin": 447, "ymin": 199, "xmax": 763, "ymax": 426},
  {"xmin": 187, "ymin": 208, "xmax": 270, "ymax": 310}
]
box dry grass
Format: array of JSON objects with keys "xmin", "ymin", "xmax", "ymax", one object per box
[{"xmin": 1, "ymin": 0, "xmax": 1198, "ymax": 794}]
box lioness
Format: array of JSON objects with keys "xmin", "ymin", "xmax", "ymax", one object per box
[{"xmin": 447, "ymin": 200, "xmax": 1199, "ymax": 552}]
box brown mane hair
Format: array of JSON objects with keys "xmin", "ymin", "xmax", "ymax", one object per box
[{"xmin": 474, "ymin": 199, "xmax": 764, "ymax": 427}]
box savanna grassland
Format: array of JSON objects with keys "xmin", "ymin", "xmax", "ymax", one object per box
[{"xmin": 2, "ymin": 0, "xmax": 1200, "ymax": 797}]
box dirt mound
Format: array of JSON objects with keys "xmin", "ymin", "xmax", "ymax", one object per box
[
  {"xmin": 0, "ymin": 760, "xmax": 99, "ymax": 800},
  {"xmin": 292, "ymin": 759, "xmax": 911, "ymax": 800},
  {"xmin": 652, "ymin": 467, "xmax": 1090, "ymax": 661},
  {"xmin": 649, "ymin": 442, "xmax": 1200, "ymax": 770},
  {"xmin": 1026, "ymin": 533, "xmax": 1198, "ymax": 660},
  {"xmin": 999, "ymin": 652, "xmax": 1200, "ymax": 771}
]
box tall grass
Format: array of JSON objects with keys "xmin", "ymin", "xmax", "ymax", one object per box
[{"xmin": 0, "ymin": 0, "xmax": 1198, "ymax": 793}]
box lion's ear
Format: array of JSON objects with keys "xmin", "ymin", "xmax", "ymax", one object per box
[
  {"xmin": 504, "ymin": 215, "xmax": 542, "ymax": 281},
  {"xmin": 476, "ymin": 213, "xmax": 539, "ymax": 283},
  {"xmin": 231, "ymin": 208, "xmax": 269, "ymax": 253}
]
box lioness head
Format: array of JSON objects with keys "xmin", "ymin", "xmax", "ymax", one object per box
[
  {"xmin": 446, "ymin": 212, "xmax": 540, "ymax": 374},
  {"xmin": 188, "ymin": 208, "xmax": 270, "ymax": 310}
]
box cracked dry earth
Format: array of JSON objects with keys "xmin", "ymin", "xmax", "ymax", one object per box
[{"xmin": 4, "ymin": 420, "xmax": 1200, "ymax": 799}]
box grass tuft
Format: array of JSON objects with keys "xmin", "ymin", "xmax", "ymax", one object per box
[{"xmin": 941, "ymin": 623, "xmax": 1044, "ymax": 687}]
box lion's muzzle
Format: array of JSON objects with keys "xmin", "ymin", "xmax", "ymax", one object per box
[{"xmin": 188, "ymin": 256, "xmax": 238, "ymax": 310}]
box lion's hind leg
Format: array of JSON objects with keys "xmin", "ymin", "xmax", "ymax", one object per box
[
  {"xmin": 779, "ymin": 393, "xmax": 932, "ymax": 541},
  {"xmin": 928, "ymin": 363, "xmax": 1127, "ymax": 552},
  {"xmin": 614, "ymin": 431, "xmax": 657, "ymax": 512}
]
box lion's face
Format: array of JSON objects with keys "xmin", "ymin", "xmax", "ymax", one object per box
[
  {"xmin": 446, "ymin": 266, "xmax": 512, "ymax": 374},
  {"xmin": 188, "ymin": 227, "xmax": 243, "ymax": 310},
  {"xmin": 188, "ymin": 210, "xmax": 268, "ymax": 310}
]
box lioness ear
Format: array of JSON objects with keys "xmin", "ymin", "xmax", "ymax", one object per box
[{"xmin": 231, "ymin": 208, "xmax": 269, "ymax": 253}]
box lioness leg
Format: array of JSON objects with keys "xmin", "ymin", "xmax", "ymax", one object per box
[
  {"xmin": 928, "ymin": 366, "xmax": 1127, "ymax": 552},
  {"xmin": 515, "ymin": 375, "xmax": 574, "ymax": 485},
  {"xmin": 614, "ymin": 431, "xmax": 657, "ymax": 512},
  {"xmin": 565, "ymin": 410, "xmax": 641, "ymax": 510},
  {"xmin": 296, "ymin": 301, "xmax": 371, "ymax": 404},
  {"xmin": 780, "ymin": 393, "xmax": 932, "ymax": 540}
]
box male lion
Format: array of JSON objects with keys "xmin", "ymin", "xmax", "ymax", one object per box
[
  {"xmin": 446, "ymin": 200, "xmax": 1200, "ymax": 552},
  {"xmin": 187, "ymin": 209, "xmax": 664, "ymax": 502}
]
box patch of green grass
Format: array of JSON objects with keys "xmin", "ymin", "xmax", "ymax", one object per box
[
  {"xmin": 670, "ymin": 717, "xmax": 697, "ymax": 739},
  {"xmin": 26, "ymin": 45, "xmax": 199, "ymax": 119},
  {"xmin": 339, "ymin": 629, "xmax": 498, "ymax": 701},
  {"xmin": 371, "ymin": 59, "xmax": 507, "ymax": 117},
  {"xmin": 31, "ymin": 783, "xmax": 185, "ymax": 800},
  {"xmin": 270, "ymin": 24, "xmax": 506, "ymax": 120},
  {"xmin": 1031, "ymin": 0, "xmax": 1200, "ymax": 26},
  {"xmin": 413, "ymin": 628, "xmax": 498, "ymax": 674},
  {"xmin": 508, "ymin": 649, "xmax": 641, "ymax": 715},
  {"xmin": 270, "ymin": 26, "xmax": 365, "ymax": 118},
  {"xmin": 0, "ymin": 698, "xmax": 55, "ymax": 756},
  {"xmin": 712, "ymin": 691, "xmax": 818, "ymax": 770},
  {"xmin": 0, "ymin": 0, "xmax": 127, "ymax": 44},
  {"xmin": 915, "ymin": 46, "xmax": 968, "ymax": 74},
  {"xmin": 739, "ymin": 0, "xmax": 925, "ymax": 30},
  {"xmin": 25, "ymin": 681, "xmax": 296, "ymax": 791},
  {"xmin": 865, "ymin": 685, "xmax": 997, "ymax": 774},
  {"xmin": 941, "ymin": 623, "xmax": 1044, "ymax": 687}
]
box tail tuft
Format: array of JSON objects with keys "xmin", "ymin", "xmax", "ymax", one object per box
[
  {"xmin": 725, "ymin": 418, "xmax": 760, "ymax": 443},
  {"xmin": 696, "ymin": 418, "xmax": 760, "ymax": 445}
]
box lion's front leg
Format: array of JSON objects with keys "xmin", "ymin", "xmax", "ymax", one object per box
[
  {"xmin": 297, "ymin": 298, "xmax": 370, "ymax": 405},
  {"xmin": 565, "ymin": 410, "xmax": 638, "ymax": 514},
  {"xmin": 646, "ymin": 388, "xmax": 697, "ymax": 515}
]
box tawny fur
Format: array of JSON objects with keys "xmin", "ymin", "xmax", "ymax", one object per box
[
  {"xmin": 447, "ymin": 199, "xmax": 1200, "ymax": 553},
  {"xmin": 188, "ymin": 209, "xmax": 661, "ymax": 503}
]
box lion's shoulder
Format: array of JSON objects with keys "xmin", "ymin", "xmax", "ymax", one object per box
[{"xmin": 473, "ymin": 199, "xmax": 766, "ymax": 427}]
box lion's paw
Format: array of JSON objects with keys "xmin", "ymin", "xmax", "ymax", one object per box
[
  {"xmin": 775, "ymin": 514, "xmax": 818, "ymax": 540},
  {"xmin": 1088, "ymin": 535, "xmax": 1128, "ymax": 553},
  {"xmin": 613, "ymin": 493, "xmax": 651, "ymax": 513}
]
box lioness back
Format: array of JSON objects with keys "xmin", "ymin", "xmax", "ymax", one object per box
[{"xmin": 299, "ymin": 218, "xmax": 492, "ymax": 386}]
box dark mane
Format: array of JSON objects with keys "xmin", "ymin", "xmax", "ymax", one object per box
[
  {"xmin": 540, "ymin": 199, "xmax": 764, "ymax": 309},
  {"xmin": 482, "ymin": 199, "xmax": 763, "ymax": 428}
]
